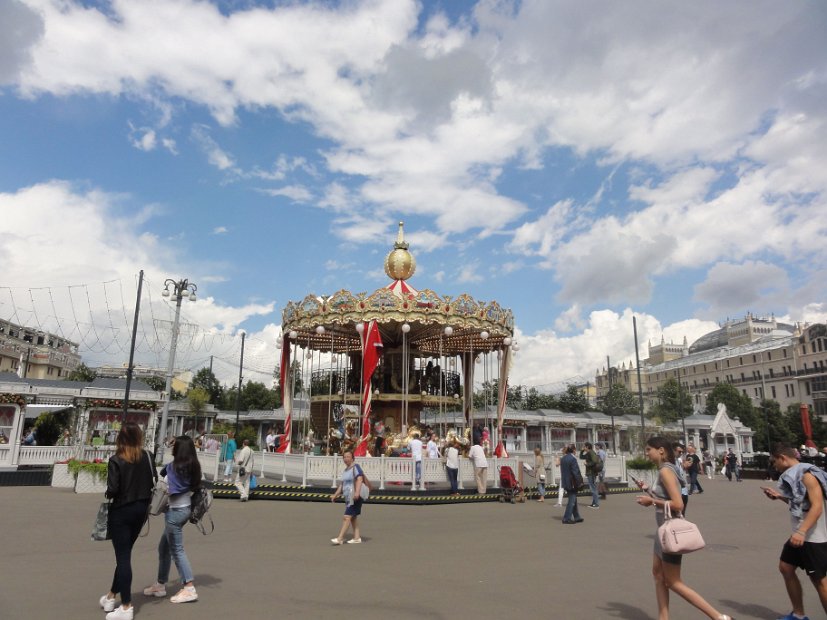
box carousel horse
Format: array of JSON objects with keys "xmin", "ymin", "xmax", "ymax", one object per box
[
  {"xmin": 327, "ymin": 427, "xmax": 342, "ymax": 455},
  {"xmin": 302, "ymin": 429, "xmax": 315, "ymax": 453},
  {"xmin": 384, "ymin": 424, "xmax": 423, "ymax": 456},
  {"xmin": 341, "ymin": 420, "xmax": 359, "ymax": 453}
]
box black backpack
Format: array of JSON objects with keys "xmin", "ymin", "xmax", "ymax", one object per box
[{"xmin": 189, "ymin": 486, "xmax": 215, "ymax": 535}]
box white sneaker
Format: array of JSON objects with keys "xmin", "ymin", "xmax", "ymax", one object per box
[
  {"xmin": 170, "ymin": 585, "xmax": 198, "ymax": 604},
  {"xmin": 143, "ymin": 582, "xmax": 167, "ymax": 597},
  {"xmin": 106, "ymin": 605, "xmax": 134, "ymax": 620},
  {"xmin": 330, "ymin": 538, "xmax": 343, "ymax": 545},
  {"xmin": 346, "ymin": 538, "xmax": 362, "ymax": 544},
  {"xmin": 99, "ymin": 594, "xmax": 117, "ymax": 612}
]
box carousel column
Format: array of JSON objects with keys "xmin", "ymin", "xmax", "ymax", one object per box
[{"xmin": 76, "ymin": 403, "xmax": 91, "ymax": 458}]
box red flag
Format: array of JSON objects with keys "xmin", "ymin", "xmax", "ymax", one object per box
[
  {"xmin": 801, "ymin": 403, "xmax": 816, "ymax": 449},
  {"xmin": 276, "ymin": 338, "xmax": 292, "ymax": 453},
  {"xmin": 354, "ymin": 321, "xmax": 383, "ymax": 456}
]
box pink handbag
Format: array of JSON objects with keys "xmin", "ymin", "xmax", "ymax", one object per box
[{"xmin": 658, "ymin": 503, "xmax": 705, "ymax": 554}]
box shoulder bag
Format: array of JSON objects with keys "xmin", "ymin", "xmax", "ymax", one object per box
[
  {"xmin": 355, "ymin": 464, "xmax": 370, "ymax": 501},
  {"xmin": 91, "ymin": 500, "xmax": 111, "ymax": 541},
  {"xmin": 658, "ymin": 502, "xmax": 705, "ymax": 554},
  {"xmin": 148, "ymin": 452, "xmax": 168, "ymax": 516}
]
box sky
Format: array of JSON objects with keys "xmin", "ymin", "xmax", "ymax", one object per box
[{"xmin": 1, "ymin": 0, "xmax": 826, "ymax": 391}]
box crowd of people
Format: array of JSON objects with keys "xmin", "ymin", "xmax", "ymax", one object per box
[{"xmin": 92, "ymin": 421, "xmax": 827, "ymax": 620}]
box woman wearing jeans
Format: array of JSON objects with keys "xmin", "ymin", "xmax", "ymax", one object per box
[
  {"xmin": 143, "ymin": 435, "xmax": 201, "ymax": 604},
  {"xmin": 101, "ymin": 423, "xmax": 155, "ymax": 620}
]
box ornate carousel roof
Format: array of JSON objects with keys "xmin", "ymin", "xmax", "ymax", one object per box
[{"xmin": 281, "ymin": 222, "xmax": 514, "ymax": 355}]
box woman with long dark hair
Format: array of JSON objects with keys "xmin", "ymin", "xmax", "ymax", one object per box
[
  {"xmin": 635, "ymin": 436, "xmax": 733, "ymax": 620},
  {"xmin": 143, "ymin": 435, "xmax": 201, "ymax": 604},
  {"xmin": 100, "ymin": 422, "xmax": 155, "ymax": 620}
]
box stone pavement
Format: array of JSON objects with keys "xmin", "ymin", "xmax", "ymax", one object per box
[{"xmin": 1, "ymin": 475, "xmax": 824, "ymax": 619}]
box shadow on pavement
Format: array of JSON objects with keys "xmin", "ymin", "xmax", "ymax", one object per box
[{"xmin": 599, "ymin": 601, "xmax": 654, "ymax": 619}]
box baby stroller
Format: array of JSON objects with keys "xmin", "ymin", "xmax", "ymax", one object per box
[{"xmin": 498, "ymin": 465, "xmax": 525, "ymax": 503}]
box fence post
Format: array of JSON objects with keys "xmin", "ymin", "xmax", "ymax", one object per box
[
  {"xmin": 331, "ymin": 456, "xmax": 337, "ymax": 489},
  {"xmin": 620, "ymin": 454, "xmax": 627, "ymax": 483},
  {"xmin": 457, "ymin": 457, "xmax": 465, "ymax": 490},
  {"xmin": 492, "ymin": 457, "xmax": 499, "ymax": 489},
  {"xmin": 301, "ymin": 453, "xmax": 308, "ymax": 488},
  {"xmin": 281, "ymin": 452, "xmax": 287, "ymax": 482},
  {"xmin": 379, "ymin": 455, "xmax": 386, "ymax": 490}
]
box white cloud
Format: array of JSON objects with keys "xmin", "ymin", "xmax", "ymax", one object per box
[
  {"xmin": 258, "ymin": 185, "xmax": 313, "ymax": 202},
  {"xmin": 128, "ymin": 124, "xmax": 157, "ymax": 151},
  {"xmin": 509, "ymin": 309, "xmax": 720, "ymax": 387},
  {"xmin": 212, "ymin": 226, "xmax": 228, "ymax": 235},
  {"xmin": 456, "ymin": 261, "xmax": 483, "ymax": 283},
  {"xmin": 693, "ymin": 261, "xmax": 789, "ymax": 319},
  {"xmin": 0, "ymin": 180, "xmax": 275, "ymax": 371},
  {"xmin": 191, "ymin": 124, "xmax": 236, "ymax": 171}
]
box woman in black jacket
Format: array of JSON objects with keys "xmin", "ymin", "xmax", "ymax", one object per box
[{"xmin": 99, "ymin": 422, "xmax": 155, "ymax": 620}]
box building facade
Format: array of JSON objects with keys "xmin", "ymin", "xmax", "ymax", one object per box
[
  {"xmin": 0, "ymin": 319, "xmax": 80, "ymax": 379},
  {"xmin": 596, "ymin": 315, "xmax": 827, "ymax": 418}
]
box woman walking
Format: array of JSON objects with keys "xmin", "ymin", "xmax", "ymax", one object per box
[
  {"xmin": 222, "ymin": 431, "xmax": 237, "ymax": 482},
  {"xmin": 330, "ymin": 449, "xmax": 366, "ymax": 544},
  {"xmin": 100, "ymin": 423, "xmax": 156, "ymax": 620},
  {"xmin": 534, "ymin": 447, "xmax": 546, "ymax": 502},
  {"xmin": 635, "ymin": 436, "xmax": 734, "ymax": 620},
  {"xmin": 143, "ymin": 435, "xmax": 201, "ymax": 604}
]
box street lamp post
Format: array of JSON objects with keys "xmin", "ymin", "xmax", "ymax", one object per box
[{"xmin": 155, "ymin": 278, "xmax": 197, "ymax": 464}]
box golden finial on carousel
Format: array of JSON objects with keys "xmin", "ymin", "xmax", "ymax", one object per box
[{"xmin": 384, "ymin": 221, "xmax": 416, "ymax": 281}]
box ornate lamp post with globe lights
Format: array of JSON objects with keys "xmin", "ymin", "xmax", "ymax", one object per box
[{"xmin": 155, "ymin": 278, "xmax": 197, "ymax": 464}]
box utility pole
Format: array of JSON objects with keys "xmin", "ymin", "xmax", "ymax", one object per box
[
  {"xmin": 607, "ymin": 355, "xmax": 617, "ymax": 455},
  {"xmin": 633, "ymin": 316, "xmax": 646, "ymax": 451},
  {"xmin": 234, "ymin": 332, "xmax": 246, "ymax": 438},
  {"xmin": 122, "ymin": 270, "xmax": 144, "ymax": 422}
]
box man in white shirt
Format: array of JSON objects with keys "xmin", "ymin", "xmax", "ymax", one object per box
[
  {"xmin": 468, "ymin": 442, "xmax": 488, "ymax": 494},
  {"xmin": 409, "ymin": 433, "xmax": 423, "ymax": 490},
  {"xmin": 427, "ymin": 432, "xmax": 439, "ymax": 459},
  {"xmin": 265, "ymin": 428, "xmax": 276, "ymax": 452}
]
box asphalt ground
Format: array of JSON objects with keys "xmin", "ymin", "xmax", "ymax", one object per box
[{"xmin": 1, "ymin": 476, "xmax": 825, "ymax": 620}]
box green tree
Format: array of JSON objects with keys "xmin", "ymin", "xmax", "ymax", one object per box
[
  {"xmin": 243, "ymin": 381, "xmax": 278, "ymax": 410},
  {"xmin": 142, "ymin": 375, "xmax": 167, "ymax": 392},
  {"xmin": 651, "ymin": 378, "xmax": 693, "ymax": 423},
  {"xmin": 190, "ymin": 367, "xmax": 223, "ymax": 404},
  {"xmin": 557, "ymin": 384, "xmax": 589, "ymax": 413},
  {"xmin": 524, "ymin": 387, "xmax": 558, "ymax": 410},
  {"xmin": 703, "ymin": 383, "xmax": 759, "ymax": 430},
  {"xmin": 65, "ymin": 363, "xmax": 96, "ymax": 382},
  {"xmin": 187, "ymin": 387, "xmax": 210, "ymax": 434},
  {"xmin": 754, "ymin": 399, "xmax": 793, "ymax": 452},
  {"xmin": 600, "ymin": 384, "xmax": 639, "ymax": 417},
  {"xmin": 33, "ymin": 409, "xmax": 72, "ymax": 445}
]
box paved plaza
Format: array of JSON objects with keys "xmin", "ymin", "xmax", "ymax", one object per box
[{"xmin": 2, "ymin": 476, "xmax": 824, "ymax": 619}]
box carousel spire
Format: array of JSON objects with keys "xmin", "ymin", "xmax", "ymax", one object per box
[{"xmin": 384, "ymin": 221, "xmax": 416, "ymax": 281}]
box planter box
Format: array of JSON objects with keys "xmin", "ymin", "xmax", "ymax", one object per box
[
  {"xmin": 51, "ymin": 463, "xmax": 75, "ymax": 488},
  {"xmin": 74, "ymin": 469, "xmax": 108, "ymax": 494}
]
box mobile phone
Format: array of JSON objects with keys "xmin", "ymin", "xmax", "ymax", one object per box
[{"xmin": 629, "ymin": 474, "xmax": 641, "ymax": 485}]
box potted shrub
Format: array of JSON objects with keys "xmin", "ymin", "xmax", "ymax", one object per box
[
  {"xmin": 68, "ymin": 459, "xmax": 109, "ymax": 494},
  {"xmin": 625, "ymin": 455, "xmax": 658, "ymax": 488}
]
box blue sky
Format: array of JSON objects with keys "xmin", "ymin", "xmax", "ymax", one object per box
[{"xmin": 1, "ymin": 0, "xmax": 825, "ymax": 389}]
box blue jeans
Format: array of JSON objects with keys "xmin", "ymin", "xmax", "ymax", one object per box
[
  {"xmin": 689, "ymin": 470, "xmax": 703, "ymax": 493},
  {"xmin": 447, "ymin": 467, "xmax": 458, "ymax": 493},
  {"xmin": 157, "ymin": 507, "xmax": 194, "ymax": 585},
  {"xmin": 563, "ymin": 490, "xmax": 581, "ymax": 522},
  {"xmin": 587, "ymin": 474, "xmax": 599, "ymax": 506}
]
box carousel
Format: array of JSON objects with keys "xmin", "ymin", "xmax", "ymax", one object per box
[{"xmin": 277, "ymin": 222, "xmax": 516, "ymax": 457}]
